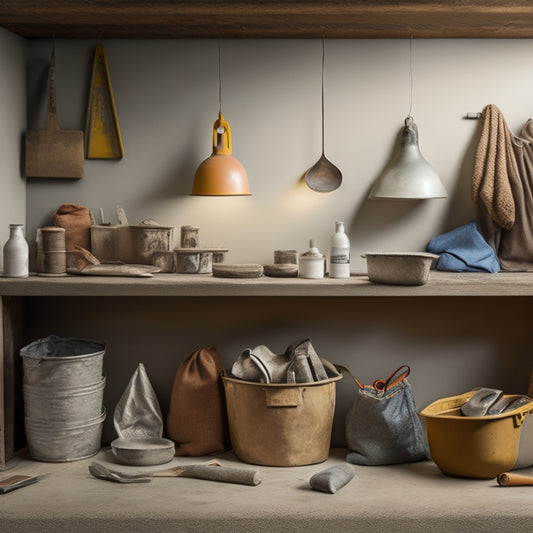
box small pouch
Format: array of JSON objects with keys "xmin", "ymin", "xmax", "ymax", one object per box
[
  {"xmin": 344, "ymin": 365, "xmax": 429, "ymax": 466},
  {"xmin": 309, "ymin": 464, "xmax": 356, "ymax": 494},
  {"xmin": 54, "ymin": 203, "xmax": 92, "ymax": 252}
]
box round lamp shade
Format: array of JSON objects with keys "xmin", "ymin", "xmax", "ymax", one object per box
[
  {"xmin": 192, "ymin": 154, "xmax": 250, "ymax": 196},
  {"xmin": 191, "ymin": 112, "xmax": 251, "ymax": 196},
  {"xmin": 369, "ymin": 117, "xmax": 447, "ymax": 200}
]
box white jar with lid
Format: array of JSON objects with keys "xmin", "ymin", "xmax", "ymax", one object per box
[{"xmin": 298, "ymin": 239, "xmax": 325, "ymax": 279}]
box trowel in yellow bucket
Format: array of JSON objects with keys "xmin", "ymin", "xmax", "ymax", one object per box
[
  {"xmin": 85, "ymin": 45, "xmax": 124, "ymax": 159},
  {"xmin": 25, "ymin": 52, "xmax": 85, "ymax": 178}
]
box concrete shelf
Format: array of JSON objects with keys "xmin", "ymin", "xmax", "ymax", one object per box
[{"xmin": 1, "ymin": 447, "xmax": 531, "ymax": 532}]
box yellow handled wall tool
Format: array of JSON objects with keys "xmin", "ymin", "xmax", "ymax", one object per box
[{"xmin": 85, "ymin": 45, "xmax": 124, "ymax": 159}]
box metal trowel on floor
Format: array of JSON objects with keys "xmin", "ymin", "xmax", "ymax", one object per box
[{"xmin": 85, "ymin": 45, "xmax": 124, "ymax": 159}]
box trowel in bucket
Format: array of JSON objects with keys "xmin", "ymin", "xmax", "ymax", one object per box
[
  {"xmin": 25, "ymin": 52, "xmax": 84, "ymax": 178},
  {"xmin": 85, "ymin": 45, "xmax": 124, "ymax": 159}
]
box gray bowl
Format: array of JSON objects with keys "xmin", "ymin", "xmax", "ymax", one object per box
[
  {"xmin": 111, "ymin": 437, "xmax": 175, "ymax": 466},
  {"xmin": 362, "ymin": 252, "xmax": 439, "ymax": 286}
]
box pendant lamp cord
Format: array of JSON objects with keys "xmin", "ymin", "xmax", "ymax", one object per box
[
  {"xmin": 218, "ymin": 38, "xmax": 222, "ymax": 115},
  {"xmin": 321, "ymin": 38, "xmax": 325, "ymax": 155},
  {"xmin": 408, "ymin": 36, "xmax": 413, "ymax": 119}
]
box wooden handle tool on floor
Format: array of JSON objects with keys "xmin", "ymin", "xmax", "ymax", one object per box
[
  {"xmin": 151, "ymin": 460, "xmax": 261, "ymax": 486},
  {"xmin": 90, "ymin": 460, "xmax": 261, "ymax": 486},
  {"xmin": 497, "ymin": 472, "xmax": 533, "ymax": 486}
]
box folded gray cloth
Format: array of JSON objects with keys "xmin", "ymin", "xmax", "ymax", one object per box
[
  {"xmin": 231, "ymin": 339, "xmax": 339, "ymax": 384},
  {"xmin": 460, "ymin": 387, "xmax": 503, "ymax": 417},
  {"xmin": 309, "ymin": 464, "xmax": 356, "ymax": 494},
  {"xmin": 285, "ymin": 339, "xmax": 328, "ymax": 383},
  {"xmin": 231, "ymin": 345, "xmax": 290, "ymax": 383}
]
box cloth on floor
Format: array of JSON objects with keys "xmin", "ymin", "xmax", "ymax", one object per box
[
  {"xmin": 309, "ymin": 464, "xmax": 356, "ymax": 494},
  {"xmin": 427, "ymin": 221, "xmax": 500, "ymax": 273},
  {"xmin": 231, "ymin": 338, "xmax": 339, "ymax": 384},
  {"xmin": 472, "ymin": 104, "xmax": 533, "ymax": 271}
]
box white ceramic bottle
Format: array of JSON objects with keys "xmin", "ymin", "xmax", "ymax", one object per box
[
  {"xmin": 329, "ymin": 221, "xmax": 350, "ymax": 278},
  {"xmin": 3, "ymin": 224, "xmax": 29, "ymax": 277}
]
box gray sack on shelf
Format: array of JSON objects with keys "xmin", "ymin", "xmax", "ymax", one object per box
[{"xmin": 344, "ymin": 365, "xmax": 429, "ymax": 466}]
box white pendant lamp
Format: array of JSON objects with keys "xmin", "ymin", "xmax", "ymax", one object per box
[
  {"xmin": 368, "ymin": 116, "xmax": 447, "ymax": 199},
  {"xmin": 191, "ymin": 40, "xmax": 250, "ymax": 196},
  {"xmin": 369, "ymin": 40, "xmax": 447, "ymax": 200}
]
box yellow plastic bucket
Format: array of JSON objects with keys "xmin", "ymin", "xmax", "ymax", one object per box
[{"xmin": 419, "ymin": 391, "xmax": 533, "ymax": 478}]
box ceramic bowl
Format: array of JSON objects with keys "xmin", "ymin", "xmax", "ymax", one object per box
[
  {"xmin": 111, "ymin": 437, "xmax": 175, "ymax": 466},
  {"xmin": 362, "ymin": 252, "xmax": 439, "ymax": 286}
]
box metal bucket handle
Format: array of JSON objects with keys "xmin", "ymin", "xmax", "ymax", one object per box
[{"xmin": 263, "ymin": 387, "xmax": 303, "ymax": 408}]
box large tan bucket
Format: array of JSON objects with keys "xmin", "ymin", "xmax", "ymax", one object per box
[{"xmin": 221, "ymin": 373, "xmax": 342, "ymax": 466}]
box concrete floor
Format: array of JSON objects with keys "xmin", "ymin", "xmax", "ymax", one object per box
[{"xmin": 1, "ymin": 448, "xmax": 532, "ymax": 532}]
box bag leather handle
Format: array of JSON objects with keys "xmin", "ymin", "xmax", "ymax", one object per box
[
  {"xmin": 335, "ymin": 364, "xmax": 364, "ymax": 389},
  {"xmin": 335, "ymin": 364, "xmax": 410, "ymax": 391},
  {"xmin": 384, "ymin": 365, "xmax": 410, "ymax": 391}
]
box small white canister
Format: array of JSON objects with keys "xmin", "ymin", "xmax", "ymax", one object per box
[{"xmin": 298, "ymin": 240, "xmax": 325, "ymax": 279}]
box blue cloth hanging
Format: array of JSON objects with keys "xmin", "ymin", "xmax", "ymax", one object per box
[{"xmin": 427, "ymin": 221, "xmax": 500, "ymax": 273}]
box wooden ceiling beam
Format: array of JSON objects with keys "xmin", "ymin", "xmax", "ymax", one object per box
[{"xmin": 1, "ymin": 1, "xmax": 533, "ymax": 39}]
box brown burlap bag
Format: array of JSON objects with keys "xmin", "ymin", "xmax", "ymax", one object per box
[
  {"xmin": 53, "ymin": 203, "xmax": 92, "ymax": 252},
  {"xmin": 166, "ymin": 345, "xmax": 228, "ymax": 456}
]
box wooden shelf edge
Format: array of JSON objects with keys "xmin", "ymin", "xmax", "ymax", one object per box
[
  {"xmin": 3, "ymin": 1, "xmax": 533, "ymax": 39},
  {"xmin": 0, "ymin": 271, "xmax": 531, "ymax": 297}
]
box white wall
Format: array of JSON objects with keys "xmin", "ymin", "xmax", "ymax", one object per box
[
  {"xmin": 27, "ymin": 38, "xmax": 533, "ymax": 269},
  {"xmin": 21, "ymin": 38, "xmax": 533, "ymax": 446},
  {"xmin": 0, "ymin": 27, "xmax": 26, "ymax": 269}
]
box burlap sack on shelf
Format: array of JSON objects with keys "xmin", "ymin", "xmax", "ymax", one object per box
[
  {"xmin": 53, "ymin": 203, "xmax": 92, "ymax": 252},
  {"xmin": 166, "ymin": 345, "xmax": 228, "ymax": 456}
]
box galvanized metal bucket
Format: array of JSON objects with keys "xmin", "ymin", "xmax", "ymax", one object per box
[
  {"xmin": 20, "ymin": 335, "xmax": 105, "ymax": 387},
  {"xmin": 25, "ymin": 409, "xmax": 106, "ymax": 462},
  {"xmin": 23, "ymin": 377, "xmax": 105, "ymax": 422}
]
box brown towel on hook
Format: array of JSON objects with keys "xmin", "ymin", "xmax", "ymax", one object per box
[
  {"xmin": 472, "ymin": 104, "xmax": 516, "ymax": 230},
  {"xmin": 473, "ymin": 105, "xmax": 533, "ymax": 270}
]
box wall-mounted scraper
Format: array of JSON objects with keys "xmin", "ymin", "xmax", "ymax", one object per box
[
  {"xmin": 25, "ymin": 52, "xmax": 85, "ymax": 178},
  {"xmin": 85, "ymin": 46, "xmax": 124, "ymax": 159}
]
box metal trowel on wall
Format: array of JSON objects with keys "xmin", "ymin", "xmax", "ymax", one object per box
[
  {"xmin": 85, "ymin": 45, "xmax": 124, "ymax": 159},
  {"xmin": 25, "ymin": 52, "xmax": 85, "ymax": 178}
]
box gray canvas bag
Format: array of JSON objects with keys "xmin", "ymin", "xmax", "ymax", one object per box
[{"xmin": 344, "ymin": 365, "xmax": 429, "ymax": 466}]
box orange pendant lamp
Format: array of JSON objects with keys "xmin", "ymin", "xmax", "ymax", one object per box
[
  {"xmin": 191, "ymin": 111, "xmax": 250, "ymax": 196},
  {"xmin": 191, "ymin": 40, "xmax": 250, "ymax": 196}
]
